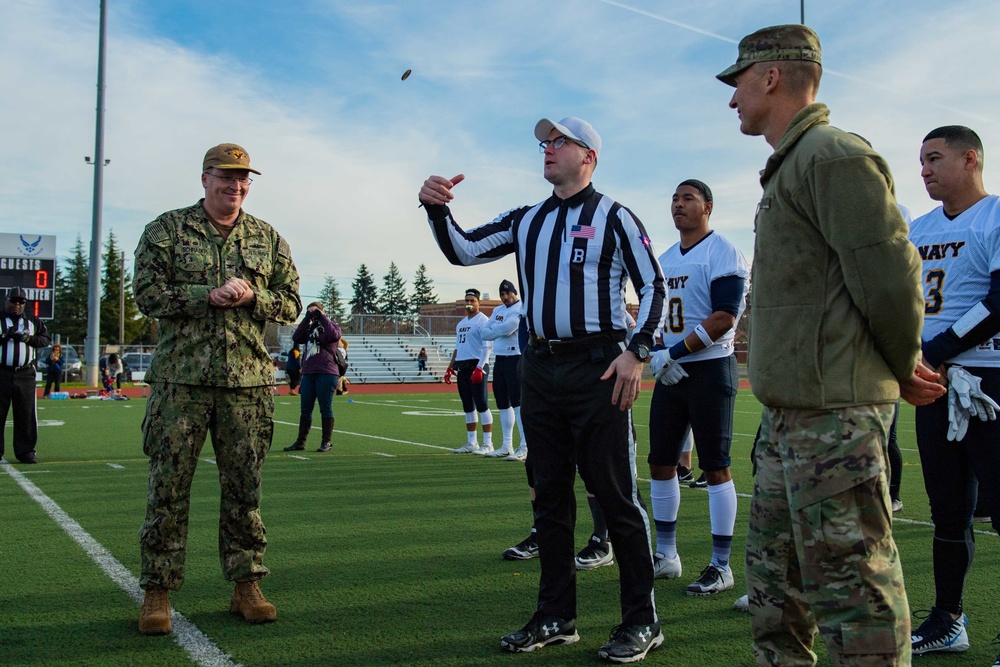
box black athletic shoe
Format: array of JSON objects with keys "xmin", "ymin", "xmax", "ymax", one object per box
[
  {"xmin": 689, "ymin": 473, "xmax": 707, "ymax": 488},
  {"xmin": 911, "ymin": 607, "xmax": 969, "ymax": 654},
  {"xmin": 676, "ymin": 465, "xmax": 693, "ymax": 483},
  {"xmin": 575, "ymin": 534, "xmax": 614, "ymax": 570},
  {"xmin": 597, "ymin": 622, "xmax": 663, "ymax": 663},
  {"xmin": 502, "ymin": 534, "xmax": 539, "ymax": 561},
  {"xmin": 500, "ymin": 612, "xmax": 579, "ymax": 653},
  {"xmin": 991, "ymin": 631, "xmax": 1000, "ymax": 666}
]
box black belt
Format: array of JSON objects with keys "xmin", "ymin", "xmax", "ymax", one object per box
[
  {"xmin": 530, "ymin": 330, "xmax": 626, "ymax": 355},
  {"xmin": 1, "ymin": 363, "xmax": 34, "ymax": 372}
]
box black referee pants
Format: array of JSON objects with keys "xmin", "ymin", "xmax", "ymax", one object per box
[
  {"xmin": 0, "ymin": 366, "xmax": 39, "ymax": 462},
  {"xmin": 521, "ymin": 343, "xmax": 657, "ymax": 627}
]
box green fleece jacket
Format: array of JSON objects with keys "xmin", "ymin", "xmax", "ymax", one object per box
[{"xmin": 748, "ymin": 103, "xmax": 923, "ymax": 409}]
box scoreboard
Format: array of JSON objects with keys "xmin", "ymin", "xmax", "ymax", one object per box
[{"xmin": 0, "ymin": 234, "xmax": 56, "ymax": 320}]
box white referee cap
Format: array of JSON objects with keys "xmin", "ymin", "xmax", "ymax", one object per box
[{"xmin": 534, "ymin": 117, "xmax": 601, "ymax": 158}]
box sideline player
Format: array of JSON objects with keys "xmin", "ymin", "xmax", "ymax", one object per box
[
  {"xmin": 446, "ymin": 288, "xmax": 494, "ymax": 454},
  {"xmin": 907, "ymin": 125, "xmax": 1000, "ymax": 661},
  {"xmin": 646, "ymin": 180, "xmax": 748, "ymax": 596},
  {"xmin": 419, "ymin": 115, "xmax": 665, "ymax": 663},
  {"xmin": 719, "ymin": 25, "xmax": 933, "ymax": 665},
  {"xmin": 480, "ymin": 279, "xmax": 525, "ymax": 459}
]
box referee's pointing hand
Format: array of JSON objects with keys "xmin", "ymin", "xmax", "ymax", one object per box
[{"xmin": 419, "ymin": 174, "xmax": 465, "ymax": 206}]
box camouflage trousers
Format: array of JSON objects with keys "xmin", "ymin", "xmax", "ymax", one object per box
[
  {"xmin": 746, "ymin": 404, "xmax": 910, "ymax": 666},
  {"xmin": 139, "ymin": 383, "xmax": 274, "ymax": 591}
]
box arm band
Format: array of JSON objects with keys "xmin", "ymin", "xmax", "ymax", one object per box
[
  {"xmin": 924, "ymin": 270, "xmax": 1000, "ymax": 367},
  {"xmin": 709, "ymin": 275, "xmax": 746, "ymax": 318}
]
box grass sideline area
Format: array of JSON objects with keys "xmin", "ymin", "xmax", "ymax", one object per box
[{"xmin": 1, "ymin": 390, "xmax": 997, "ymax": 666}]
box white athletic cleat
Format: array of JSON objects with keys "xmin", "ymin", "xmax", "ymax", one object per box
[
  {"xmin": 652, "ymin": 553, "xmax": 682, "ymax": 579},
  {"xmin": 733, "ymin": 594, "xmax": 749, "ymax": 612},
  {"xmin": 452, "ymin": 442, "xmax": 479, "ymax": 454},
  {"xmin": 506, "ymin": 444, "xmax": 528, "ymax": 461},
  {"xmin": 472, "ymin": 443, "xmax": 494, "ymax": 456},
  {"xmin": 486, "ymin": 445, "xmax": 513, "ymax": 458}
]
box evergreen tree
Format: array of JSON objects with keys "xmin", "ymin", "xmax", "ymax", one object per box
[
  {"xmin": 350, "ymin": 264, "xmax": 380, "ymax": 314},
  {"xmin": 49, "ymin": 235, "xmax": 89, "ymax": 344},
  {"xmin": 100, "ymin": 230, "xmax": 145, "ymax": 345},
  {"xmin": 379, "ymin": 262, "xmax": 409, "ymax": 317},
  {"xmin": 409, "ymin": 264, "xmax": 439, "ymax": 316},
  {"xmin": 318, "ymin": 275, "xmax": 346, "ymax": 318}
]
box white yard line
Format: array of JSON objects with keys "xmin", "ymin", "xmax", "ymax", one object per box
[{"xmin": 1, "ymin": 461, "xmax": 241, "ymax": 667}]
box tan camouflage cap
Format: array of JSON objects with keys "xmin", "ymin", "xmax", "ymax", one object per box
[
  {"xmin": 716, "ymin": 24, "xmax": 821, "ymax": 87},
  {"xmin": 202, "ymin": 143, "xmax": 261, "ymax": 175}
]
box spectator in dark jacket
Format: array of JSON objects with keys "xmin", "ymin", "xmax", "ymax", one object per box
[
  {"xmin": 285, "ymin": 303, "xmax": 341, "ymax": 452},
  {"xmin": 43, "ymin": 343, "xmax": 65, "ymax": 398}
]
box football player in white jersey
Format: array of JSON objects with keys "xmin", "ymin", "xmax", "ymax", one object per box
[
  {"xmin": 647, "ymin": 180, "xmax": 749, "ymax": 596},
  {"xmin": 447, "ymin": 288, "xmax": 494, "ymax": 453},
  {"xmin": 907, "ymin": 126, "xmax": 1000, "ymax": 660},
  {"xmin": 480, "ymin": 279, "xmax": 526, "ymax": 459}
]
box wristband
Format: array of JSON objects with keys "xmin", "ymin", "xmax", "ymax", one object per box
[
  {"xmin": 668, "ymin": 341, "xmax": 691, "ymax": 360},
  {"xmin": 694, "ymin": 324, "xmax": 714, "ymax": 348}
]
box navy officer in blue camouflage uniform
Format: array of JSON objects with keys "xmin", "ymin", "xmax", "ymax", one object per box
[{"xmin": 419, "ymin": 116, "xmax": 666, "ymax": 664}]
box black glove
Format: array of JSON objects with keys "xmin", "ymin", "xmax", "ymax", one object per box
[{"xmin": 7, "ymin": 330, "xmax": 25, "ymax": 342}]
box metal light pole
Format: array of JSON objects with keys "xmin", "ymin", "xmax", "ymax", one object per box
[
  {"xmin": 801, "ymin": 0, "xmax": 805, "ymax": 23},
  {"xmin": 119, "ymin": 251, "xmax": 125, "ymax": 346},
  {"xmin": 84, "ymin": 0, "xmax": 108, "ymax": 387}
]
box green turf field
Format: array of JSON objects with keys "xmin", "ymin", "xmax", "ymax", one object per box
[{"xmin": 2, "ymin": 390, "xmax": 997, "ymax": 666}]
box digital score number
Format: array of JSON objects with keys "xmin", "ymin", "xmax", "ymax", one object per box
[{"xmin": 1, "ymin": 257, "xmax": 55, "ymax": 319}]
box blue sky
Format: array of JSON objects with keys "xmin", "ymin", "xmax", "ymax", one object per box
[{"xmin": 2, "ymin": 0, "xmax": 999, "ymax": 307}]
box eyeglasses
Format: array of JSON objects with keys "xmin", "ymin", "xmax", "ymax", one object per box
[
  {"xmin": 8, "ymin": 298, "xmax": 25, "ymax": 304},
  {"xmin": 206, "ymin": 172, "xmax": 253, "ymax": 186},
  {"xmin": 538, "ymin": 136, "xmax": 588, "ymax": 153}
]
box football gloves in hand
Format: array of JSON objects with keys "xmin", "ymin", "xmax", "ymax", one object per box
[
  {"xmin": 946, "ymin": 366, "xmax": 999, "ymax": 441},
  {"xmin": 650, "ymin": 349, "xmax": 688, "ymax": 385},
  {"xmin": 471, "ymin": 367, "xmax": 484, "ymax": 384}
]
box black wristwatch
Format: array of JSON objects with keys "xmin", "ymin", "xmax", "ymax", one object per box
[{"xmin": 627, "ymin": 341, "xmax": 650, "ymax": 362}]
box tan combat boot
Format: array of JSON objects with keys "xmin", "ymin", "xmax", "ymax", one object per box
[
  {"xmin": 139, "ymin": 587, "xmax": 172, "ymax": 635},
  {"xmin": 230, "ymin": 580, "xmax": 277, "ymax": 623}
]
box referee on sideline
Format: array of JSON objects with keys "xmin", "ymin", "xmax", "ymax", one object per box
[{"xmin": 419, "ymin": 116, "xmax": 666, "ymax": 664}]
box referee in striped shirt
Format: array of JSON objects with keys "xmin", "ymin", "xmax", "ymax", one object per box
[{"xmin": 419, "ymin": 116, "xmax": 666, "ymax": 663}]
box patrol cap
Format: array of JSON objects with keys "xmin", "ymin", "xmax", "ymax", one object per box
[
  {"xmin": 534, "ymin": 116, "xmax": 602, "ymax": 158},
  {"xmin": 716, "ymin": 24, "xmax": 822, "ymax": 87},
  {"xmin": 465, "ymin": 288, "xmax": 481, "ymax": 299},
  {"xmin": 6, "ymin": 287, "xmax": 27, "ymax": 300},
  {"xmin": 498, "ymin": 279, "xmax": 517, "ymax": 295},
  {"xmin": 677, "ymin": 179, "xmax": 713, "ymax": 203},
  {"xmin": 202, "ymin": 143, "xmax": 261, "ymax": 175}
]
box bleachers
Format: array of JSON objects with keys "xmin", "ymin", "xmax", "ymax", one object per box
[{"xmin": 342, "ymin": 335, "xmax": 471, "ymax": 384}]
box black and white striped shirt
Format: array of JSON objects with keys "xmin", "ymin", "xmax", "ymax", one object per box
[
  {"xmin": 1, "ymin": 313, "xmax": 46, "ymax": 368},
  {"xmin": 427, "ymin": 184, "xmax": 666, "ymax": 348}
]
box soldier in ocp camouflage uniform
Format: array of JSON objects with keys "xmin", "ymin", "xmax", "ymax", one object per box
[
  {"xmin": 134, "ymin": 143, "xmax": 301, "ymax": 635},
  {"xmin": 718, "ymin": 26, "xmax": 939, "ymax": 665}
]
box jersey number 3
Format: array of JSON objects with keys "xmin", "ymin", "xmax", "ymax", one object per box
[{"xmin": 925, "ymin": 269, "xmax": 946, "ymax": 315}]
